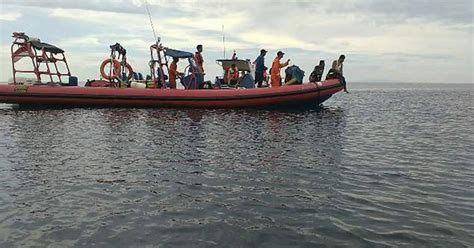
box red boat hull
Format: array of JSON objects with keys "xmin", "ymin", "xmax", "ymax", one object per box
[{"xmin": 0, "ymin": 79, "xmax": 343, "ymax": 108}]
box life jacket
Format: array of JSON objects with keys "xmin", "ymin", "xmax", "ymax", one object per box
[
  {"xmin": 229, "ymin": 67, "xmax": 239, "ymax": 80},
  {"xmin": 169, "ymin": 62, "xmax": 177, "ymax": 83}
]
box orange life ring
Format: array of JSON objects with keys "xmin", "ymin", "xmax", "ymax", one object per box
[
  {"xmin": 100, "ymin": 59, "xmax": 121, "ymax": 80},
  {"xmin": 100, "ymin": 59, "xmax": 134, "ymax": 81},
  {"xmin": 123, "ymin": 63, "xmax": 134, "ymax": 81}
]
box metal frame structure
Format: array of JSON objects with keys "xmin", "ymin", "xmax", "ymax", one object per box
[
  {"xmin": 11, "ymin": 32, "xmax": 71, "ymax": 84},
  {"xmin": 149, "ymin": 44, "xmax": 169, "ymax": 88}
]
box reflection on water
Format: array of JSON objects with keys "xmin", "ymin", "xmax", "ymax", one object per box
[{"xmin": 0, "ymin": 83, "xmax": 473, "ymax": 247}]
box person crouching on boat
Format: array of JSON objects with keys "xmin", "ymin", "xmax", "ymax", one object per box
[
  {"xmin": 309, "ymin": 60, "xmax": 325, "ymax": 82},
  {"xmin": 169, "ymin": 57, "xmax": 182, "ymax": 89},
  {"xmin": 331, "ymin": 54, "xmax": 348, "ymax": 93},
  {"xmin": 227, "ymin": 63, "xmax": 239, "ymax": 87},
  {"xmin": 270, "ymin": 51, "xmax": 290, "ymax": 87},
  {"xmin": 254, "ymin": 49, "xmax": 268, "ymax": 88}
]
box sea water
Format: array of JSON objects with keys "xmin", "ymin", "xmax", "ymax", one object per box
[{"xmin": 0, "ymin": 83, "xmax": 472, "ymax": 247}]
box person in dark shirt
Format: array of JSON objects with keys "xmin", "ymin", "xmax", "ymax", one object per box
[
  {"xmin": 309, "ymin": 60, "xmax": 325, "ymax": 82},
  {"xmin": 253, "ymin": 49, "xmax": 267, "ymax": 87}
]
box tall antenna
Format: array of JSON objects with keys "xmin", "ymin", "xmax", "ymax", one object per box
[
  {"xmin": 222, "ymin": 24, "xmax": 226, "ymax": 58},
  {"xmin": 144, "ymin": 0, "xmax": 160, "ymax": 44}
]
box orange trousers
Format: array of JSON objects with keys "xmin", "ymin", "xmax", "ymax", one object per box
[{"xmin": 271, "ymin": 75, "xmax": 281, "ymax": 87}]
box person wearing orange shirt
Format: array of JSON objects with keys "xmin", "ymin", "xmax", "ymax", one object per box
[
  {"xmin": 270, "ymin": 51, "xmax": 290, "ymax": 87},
  {"xmin": 194, "ymin": 44, "xmax": 205, "ymax": 86},
  {"xmin": 195, "ymin": 44, "xmax": 204, "ymax": 73},
  {"xmin": 227, "ymin": 63, "xmax": 239, "ymax": 87},
  {"xmin": 169, "ymin": 57, "xmax": 180, "ymax": 89}
]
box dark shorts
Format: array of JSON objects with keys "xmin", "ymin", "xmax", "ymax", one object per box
[
  {"xmin": 327, "ymin": 69, "xmax": 347, "ymax": 90},
  {"xmin": 255, "ymin": 71, "xmax": 264, "ymax": 84}
]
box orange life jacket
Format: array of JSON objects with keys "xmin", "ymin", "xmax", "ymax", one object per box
[
  {"xmin": 169, "ymin": 62, "xmax": 177, "ymax": 88},
  {"xmin": 229, "ymin": 67, "xmax": 238, "ymax": 80}
]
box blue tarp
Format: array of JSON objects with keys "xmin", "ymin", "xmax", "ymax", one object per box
[
  {"xmin": 165, "ymin": 48, "xmax": 194, "ymax": 58},
  {"xmin": 239, "ymin": 74, "xmax": 255, "ymax": 88},
  {"xmin": 285, "ymin": 65, "xmax": 305, "ymax": 82}
]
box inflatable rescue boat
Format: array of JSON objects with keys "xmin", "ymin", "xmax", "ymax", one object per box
[
  {"xmin": 0, "ymin": 80, "xmax": 342, "ymax": 108},
  {"xmin": 0, "ymin": 32, "xmax": 344, "ymax": 109}
]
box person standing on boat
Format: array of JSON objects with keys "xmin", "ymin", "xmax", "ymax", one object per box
[
  {"xmin": 169, "ymin": 57, "xmax": 181, "ymax": 89},
  {"xmin": 194, "ymin": 44, "xmax": 205, "ymax": 85},
  {"xmin": 195, "ymin": 44, "xmax": 204, "ymax": 73},
  {"xmin": 270, "ymin": 51, "xmax": 290, "ymax": 87},
  {"xmin": 254, "ymin": 49, "xmax": 268, "ymax": 88},
  {"xmin": 331, "ymin": 54, "xmax": 348, "ymax": 93}
]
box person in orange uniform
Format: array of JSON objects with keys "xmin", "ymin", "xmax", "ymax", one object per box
[
  {"xmin": 227, "ymin": 63, "xmax": 239, "ymax": 87},
  {"xmin": 169, "ymin": 57, "xmax": 180, "ymax": 89},
  {"xmin": 270, "ymin": 51, "xmax": 290, "ymax": 87}
]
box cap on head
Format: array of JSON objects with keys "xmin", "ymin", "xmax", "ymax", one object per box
[
  {"xmin": 277, "ymin": 51, "xmax": 285, "ymax": 56},
  {"xmin": 260, "ymin": 49, "xmax": 267, "ymax": 54}
]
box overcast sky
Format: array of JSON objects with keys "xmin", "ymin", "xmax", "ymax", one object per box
[{"xmin": 0, "ymin": 0, "xmax": 472, "ymax": 83}]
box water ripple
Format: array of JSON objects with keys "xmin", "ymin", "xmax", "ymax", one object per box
[{"xmin": 0, "ymin": 83, "xmax": 473, "ymax": 247}]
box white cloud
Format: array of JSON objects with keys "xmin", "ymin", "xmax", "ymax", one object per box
[
  {"xmin": 60, "ymin": 36, "xmax": 100, "ymax": 47},
  {"xmin": 236, "ymin": 31, "xmax": 321, "ymax": 51},
  {"xmin": 0, "ymin": 12, "xmax": 22, "ymax": 21},
  {"xmin": 49, "ymin": 8, "xmax": 146, "ymax": 27}
]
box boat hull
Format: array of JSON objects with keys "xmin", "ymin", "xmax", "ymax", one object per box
[{"xmin": 0, "ymin": 79, "xmax": 343, "ymax": 109}]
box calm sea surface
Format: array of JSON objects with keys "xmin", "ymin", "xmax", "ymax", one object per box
[{"xmin": 0, "ymin": 83, "xmax": 473, "ymax": 247}]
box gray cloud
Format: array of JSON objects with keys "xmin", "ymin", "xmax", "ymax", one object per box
[
  {"xmin": 1, "ymin": 0, "xmax": 471, "ymax": 83},
  {"xmin": 4, "ymin": 0, "xmax": 471, "ymax": 28},
  {"xmin": 2, "ymin": 0, "xmax": 189, "ymax": 17},
  {"xmin": 353, "ymin": 0, "xmax": 473, "ymax": 25}
]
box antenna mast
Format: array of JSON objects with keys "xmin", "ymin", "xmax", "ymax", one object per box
[
  {"xmin": 144, "ymin": 0, "xmax": 160, "ymax": 44},
  {"xmin": 222, "ymin": 24, "xmax": 226, "ymax": 58}
]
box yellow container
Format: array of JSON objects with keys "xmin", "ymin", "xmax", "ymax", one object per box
[{"xmin": 146, "ymin": 81, "xmax": 156, "ymax": 88}]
